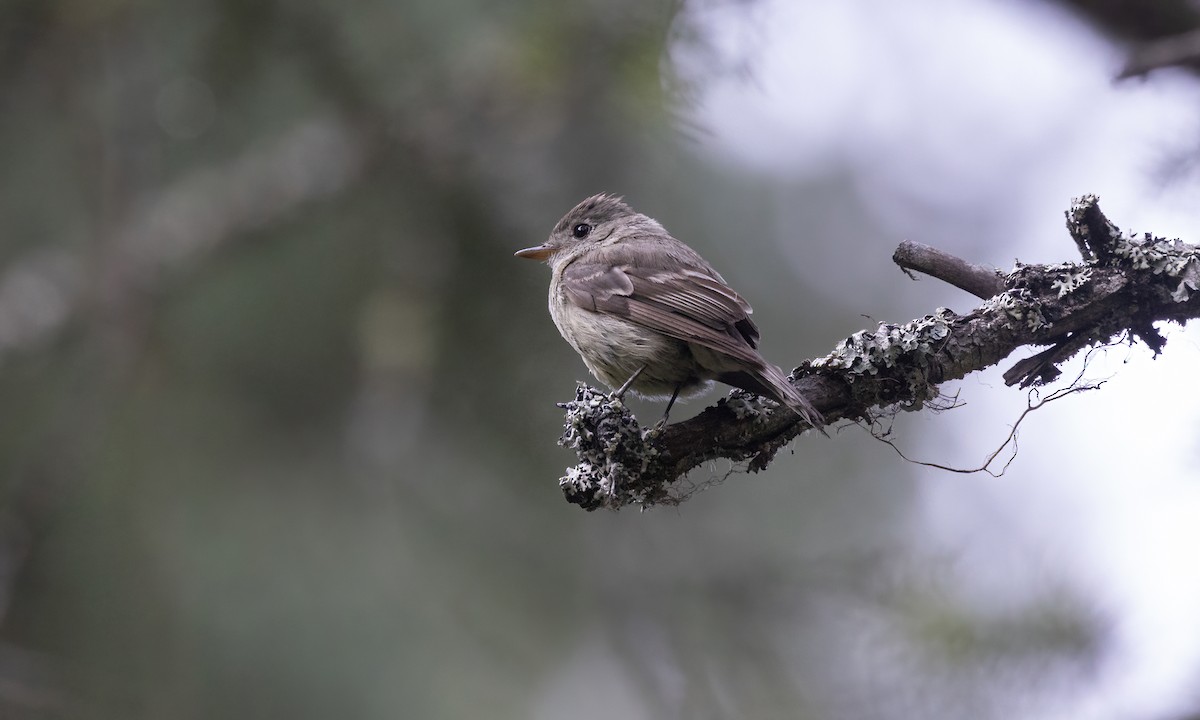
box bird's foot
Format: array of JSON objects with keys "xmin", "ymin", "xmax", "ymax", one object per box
[{"xmin": 643, "ymin": 417, "xmax": 669, "ymax": 440}]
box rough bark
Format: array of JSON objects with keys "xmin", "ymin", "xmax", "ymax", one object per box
[{"xmin": 556, "ymin": 196, "xmax": 1200, "ymax": 511}]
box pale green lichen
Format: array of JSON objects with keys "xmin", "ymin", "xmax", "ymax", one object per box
[
  {"xmin": 1065, "ymin": 194, "xmax": 1121, "ymax": 256},
  {"xmin": 1066, "ymin": 194, "xmax": 1102, "ymax": 232},
  {"xmin": 1112, "ymin": 231, "xmax": 1191, "ymax": 272},
  {"xmin": 810, "ymin": 308, "xmax": 956, "ymax": 409},
  {"xmin": 1171, "ymin": 259, "xmax": 1200, "ymax": 302},
  {"xmin": 981, "ymin": 290, "xmax": 1047, "ymax": 332},
  {"xmin": 1050, "ymin": 266, "xmax": 1091, "ymax": 298},
  {"xmin": 1108, "ymin": 229, "xmax": 1200, "ymax": 302},
  {"xmin": 1062, "ymin": 195, "xmax": 1199, "ymax": 303},
  {"xmin": 724, "ymin": 392, "xmax": 775, "ymax": 422},
  {"xmin": 558, "ymin": 384, "xmax": 663, "ymax": 510},
  {"xmin": 812, "ymin": 307, "xmax": 955, "ymax": 377}
]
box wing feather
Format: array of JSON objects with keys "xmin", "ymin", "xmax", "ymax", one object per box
[{"xmin": 558, "ymin": 239, "xmax": 765, "ymax": 366}]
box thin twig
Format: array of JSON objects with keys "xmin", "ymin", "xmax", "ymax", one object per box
[
  {"xmin": 868, "ymin": 343, "xmax": 1113, "ymax": 477},
  {"xmin": 871, "ymin": 381, "xmax": 1104, "ymax": 477}
]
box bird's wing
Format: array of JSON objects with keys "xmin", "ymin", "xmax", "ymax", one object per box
[{"xmin": 559, "ymin": 241, "xmax": 764, "ymax": 366}]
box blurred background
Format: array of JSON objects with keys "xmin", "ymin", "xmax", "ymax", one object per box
[{"xmin": 3, "ymin": 0, "xmax": 1200, "ymax": 717}]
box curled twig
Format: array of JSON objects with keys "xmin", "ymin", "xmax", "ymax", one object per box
[{"xmin": 870, "ymin": 380, "xmax": 1104, "ymax": 478}]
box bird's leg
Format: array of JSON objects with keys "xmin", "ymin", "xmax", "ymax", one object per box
[
  {"xmin": 612, "ymin": 365, "xmax": 646, "ymax": 400},
  {"xmin": 652, "ymin": 384, "xmax": 683, "ymax": 431}
]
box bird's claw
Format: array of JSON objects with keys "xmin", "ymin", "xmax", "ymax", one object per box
[{"xmin": 643, "ymin": 417, "xmax": 669, "ymax": 439}]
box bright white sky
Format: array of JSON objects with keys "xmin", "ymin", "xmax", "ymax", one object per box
[{"xmin": 681, "ymin": 1, "xmax": 1200, "ymax": 718}]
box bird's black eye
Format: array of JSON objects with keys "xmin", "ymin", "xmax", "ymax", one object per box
[{"xmin": 572, "ymin": 223, "xmax": 592, "ymax": 239}]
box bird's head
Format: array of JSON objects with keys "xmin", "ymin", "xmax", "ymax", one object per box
[{"xmin": 515, "ymin": 193, "xmax": 653, "ymax": 268}]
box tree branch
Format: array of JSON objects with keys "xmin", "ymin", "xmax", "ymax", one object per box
[
  {"xmin": 892, "ymin": 241, "xmax": 1006, "ymax": 299},
  {"xmin": 1118, "ymin": 28, "xmax": 1200, "ymax": 79},
  {"xmin": 556, "ymin": 195, "xmax": 1200, "ymax": 511}
]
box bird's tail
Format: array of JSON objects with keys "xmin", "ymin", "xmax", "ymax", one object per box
[{"xmin": 721, "ymin": 363, "xmax": 827, "ymax": 436}]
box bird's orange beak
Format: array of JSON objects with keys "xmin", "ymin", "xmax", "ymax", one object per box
[{"xmin": 514, "ymin": 243, "xmax": 556, "ymax": 261}]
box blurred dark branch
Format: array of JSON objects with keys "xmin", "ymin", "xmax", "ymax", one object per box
[
  {"xmin": 1054, "ymin": 0, "xmax": 1200, "ymax": 45},
  {"xmin": 559, "ymin": 195, "xmax": 1200, "ymax": 510},
  {"xmin": 1049, "ymin": 0, "xmax": 1200, "ymax": 78},
  {"xmin": 114, "ymin": 115, "xmax": 368, "ymax": 290},
  {"xmin": 0, "ymin": 115, "xmax": 369, "ymax": 364},
  {"xmin": 1118, "ymin": 28, "xmax": 1200, "ymax": 78}
]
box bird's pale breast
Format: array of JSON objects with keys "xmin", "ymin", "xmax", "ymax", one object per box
[{"xmin": 548, "ymin": 282, "xmax": 710, "ymax": 399}]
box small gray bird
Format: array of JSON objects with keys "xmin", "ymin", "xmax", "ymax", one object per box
[{"xmin": 516, "ymin": 193, "xmax": 824, "ymax": 431}]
